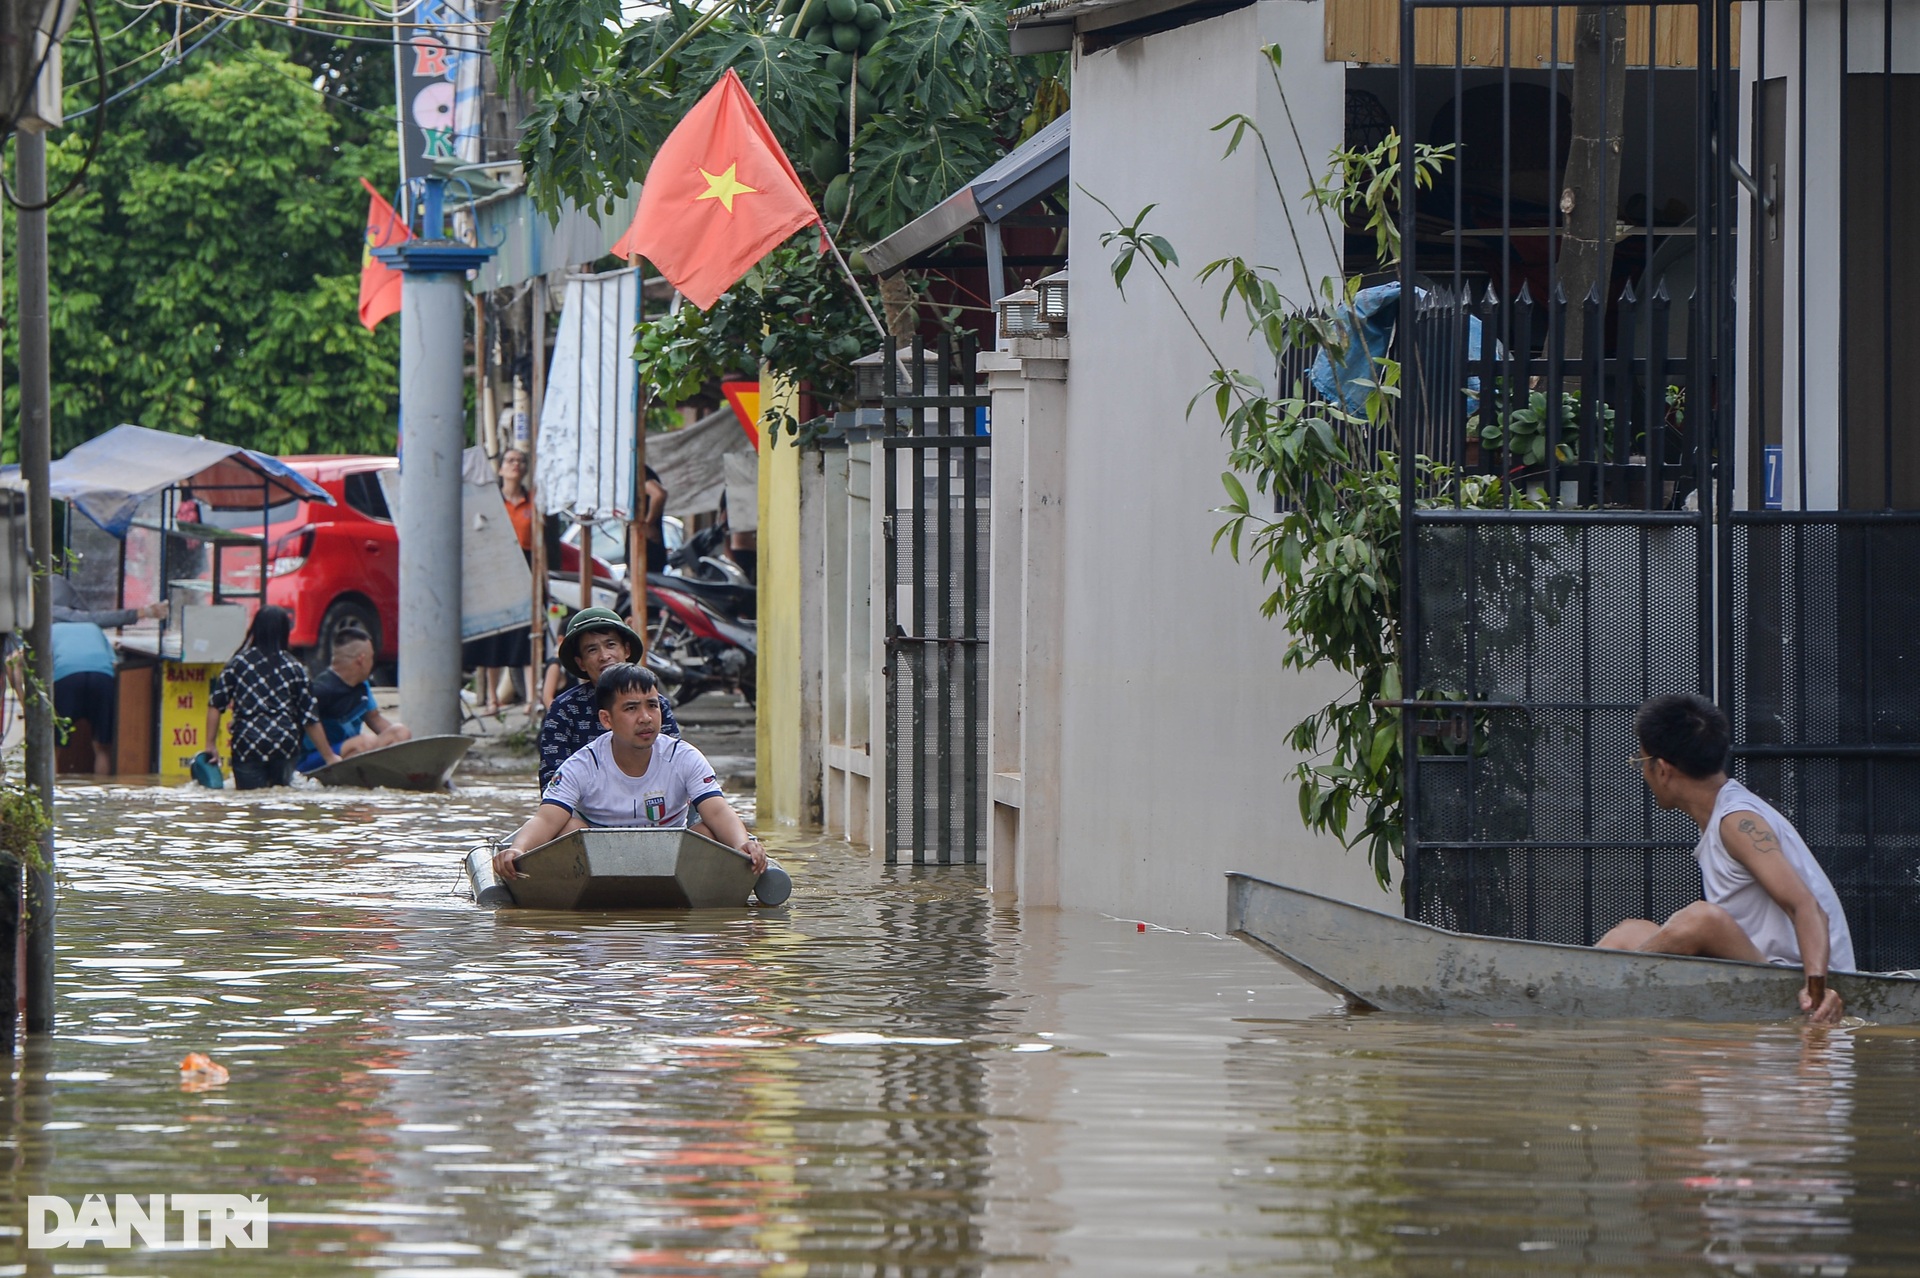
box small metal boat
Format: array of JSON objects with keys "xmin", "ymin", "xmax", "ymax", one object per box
[
  {"xmin": 465, "ymin": 827, "xmax": 793, "ymax": 911},
  {"xmin": 1226, "ymin": 873, "xmax": 1920, "ymax": 1023},
  {"xmin": 304, "ymin": 735, "xmax": 472, "ymax": 792}
]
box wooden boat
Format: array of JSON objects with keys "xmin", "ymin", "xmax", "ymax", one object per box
[
  {"xmin": 465, "ymin": 827, "xmax": 793, "ymax": 911},
  {"xmin": 1226, "ymin": 873, "xmax": 1920, "ymax": 1023},
  {"xmin": 304, "ymin": 734, "xmax": 472, "ymax": 792}
]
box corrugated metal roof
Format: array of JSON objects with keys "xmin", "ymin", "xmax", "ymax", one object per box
[
  {"xmin": 468, "ymin": 185, "xmax": 643, "ymax": 293},
  {"xmin": 863, "ymin": 112, "xmax": 1070, "ymax": 277},
  {"xmin": 1010, "ymin": 0, "xmax": 1190, "ymax": 26}
]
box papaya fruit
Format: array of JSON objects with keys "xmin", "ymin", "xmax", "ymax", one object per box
[
  {"xmin": 824, "ymin": 173, "xmax": 850, "ymax": 221},
  {"xmin": 855, "ymin": 2, "xmax": 883, "ymax": 27},
  {"xmin": 825, "ymin": 50, "xmax": 854, "ymax": 80},
  {"xmin": 805, "ymin": 23, "xmax": 833, "ymax": 45},
  {"xmin": 856, "ymin": 23, "xmax": 883, "ymax": 52},
  {"xmin": 855, "ymin": 85, "xmax": 879, "ymax": 118},
  {"xmin": 832, "ymin": 22, "xmax": 863, "ymax": 50},
  {"xmin": 857, "ymin": 55, "xmax": 883, "ymax": 90},
  {"xmin": 826, "ymin": 0, "xmax": 859, "ymax": 21},
  {"xmin": 810, "ymin": 142, "xmax": 849, "ymax": 181}
]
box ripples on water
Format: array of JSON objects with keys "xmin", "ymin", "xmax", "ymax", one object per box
[{"xmin": 2, "ymin": 777, "xmax": 1917, "ymax": 1276}]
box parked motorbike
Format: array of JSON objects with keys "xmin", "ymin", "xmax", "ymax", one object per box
[
  {"xmin": 663, "ymin": 522, "xmax": 755, "ymax": 621},
  {"xmin": 633, "ymin": 580, "xmax": 756, "ymax": 707}
]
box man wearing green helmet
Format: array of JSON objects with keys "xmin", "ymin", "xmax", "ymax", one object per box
[{"xmin": 537, "ymin": 607, "xmax": 680, "ymax": 791}]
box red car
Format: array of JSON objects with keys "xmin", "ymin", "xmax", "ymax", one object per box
[
  {"xmin": 194, "ymin": 455, "xmax": 402, "ymax": 665},
  {"xmin": 196, "ymin": 455, "xmax": 615, "ymax": 671}
]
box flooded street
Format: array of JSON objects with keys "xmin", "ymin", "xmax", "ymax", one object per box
[{"xmin": 3, "ymin": 775, "xmax": 1918, "ymax": 1276}]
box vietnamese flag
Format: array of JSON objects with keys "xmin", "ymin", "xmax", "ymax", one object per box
[
  {"xmin": 610, "ymin": 69, "xmax": 820, "ymax": 309},
  {"xmin": 358, "ymin": 177, "xmax": 409, "ymax": 330}
]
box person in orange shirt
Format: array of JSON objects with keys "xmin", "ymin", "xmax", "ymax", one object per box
[{"xmin": 499, "ymin": 448, "xmax": 535, "ymax": 552}]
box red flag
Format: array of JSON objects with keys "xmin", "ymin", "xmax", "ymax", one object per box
[
  {"xmin": 610, "ymin": 69, "xmax": 820, "ymax": 309},
  {"xmin": 358, "ymin": 177, "xmax": 409, "ymax": 330}
]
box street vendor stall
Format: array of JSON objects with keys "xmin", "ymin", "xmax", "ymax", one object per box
[{"xmin": 14, "ymin": 425, "xmax": 335, "ymax": 778}]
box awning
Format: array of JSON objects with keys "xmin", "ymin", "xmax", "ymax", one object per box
[
  {"xmin": 1007, "ymin": 0, "xmax": 1253, "ymax": 52},
  {"xmin": 29, "ymin": 424, "xmax": 334, "ymax": 538},
  {"xmin": 649, "ymin": 405, "xmax": 755, "ymax": 520},
  {"xmin": 863, "ymin": 111, "xmax": 1070, "ymax": 280},
  {"xmin": 469, "ymin": 184, "xmax": 643, "ymax": 293}
]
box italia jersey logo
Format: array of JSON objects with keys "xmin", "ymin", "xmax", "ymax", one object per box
[{"xmin": 645, "ymin": 796, "xmax": 667, "ymax": 823}]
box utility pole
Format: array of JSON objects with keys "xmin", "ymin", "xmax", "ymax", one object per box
[
  {"xmin": 527, "ymin": 276, "xmax": 548, "ymax": 689},
  {"xmin": 16, "ymin": 126, "xmax": 58, "ymax": 1034},
  {"xmin": 374, "ymin": 177, "xmax": 495, "ymax": 736}
]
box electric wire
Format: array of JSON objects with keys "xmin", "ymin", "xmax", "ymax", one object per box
[
  {"xmin": 211, "ymin": 27, "xmax": 398, "ymax": 123},
  {"xmin": 65, "ymin": 0, "xmax": 267, "ymax": 120},
  {"xmin": 172, "ymin": 0, "xmax": 487, "ymax": 32},
  {"xmin": 107, "ymin": 0, "xmax": 168, "ymax": 39},
  {"xmin": 91, "ymin": 11, "xmax": 225, "ymax": 81}
]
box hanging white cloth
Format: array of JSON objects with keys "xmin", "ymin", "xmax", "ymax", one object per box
[{"xmin": 535, "ymin": 268, "xmax": 641, "ymax": 521}]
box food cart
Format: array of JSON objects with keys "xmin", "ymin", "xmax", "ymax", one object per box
[{"xmin": 31, "ymin": 425, "xmax": 335, "ymax": 777}]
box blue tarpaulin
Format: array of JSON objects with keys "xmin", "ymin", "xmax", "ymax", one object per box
[
  {"xmin": 7, "ymin": 424, "xmax": 334, "ymax": 537},
  {"xmin": 1310, "ymin": 283, "xmax": 1485, "ymax": 417}
]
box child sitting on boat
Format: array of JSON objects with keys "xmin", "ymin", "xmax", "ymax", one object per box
[
  {"xmin": 494, "ymin": 662, "xmax": 764, "ymax": 880},
  {"xmin": 1601, "ymin": 693, "xmax": 1853, "ymax": 1022}
]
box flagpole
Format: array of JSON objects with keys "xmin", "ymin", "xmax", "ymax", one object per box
[{"xmin": 817, "ymin": 222, "xmax": 888, "ymax": 341}]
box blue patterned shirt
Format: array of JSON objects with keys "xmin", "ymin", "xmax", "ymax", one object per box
[{"xmin": 538, "ymin": 681, "xmax": 679, "ymax": 790}]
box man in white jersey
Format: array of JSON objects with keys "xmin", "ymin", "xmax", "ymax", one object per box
[
  {"xmin": 1598, "ymin": 693, "xmax": 1852, "ymax": 1022},
  {"xmin": 493, "ymin": 663, "xmax": 768, "ymax": 880}
]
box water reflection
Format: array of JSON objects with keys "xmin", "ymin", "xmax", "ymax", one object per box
[{"xmin": 1, "ymin": 777, "xmax": 1918, "ymax": 1276}]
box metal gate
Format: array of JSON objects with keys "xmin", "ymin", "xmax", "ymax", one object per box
[
  {"xmin": 1394, "ymin": 0, "xmax": 1920, "ymax": 971},
  {"xmin": 1396, "ymin": 0, "xmax": 1735, "ymax": 943},
  {"xmin": 883, "ymin": 337, "xmax": 990, "ymax": 865}
]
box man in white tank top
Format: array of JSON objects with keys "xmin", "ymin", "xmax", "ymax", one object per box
[{"xmin": 1597, "ymin": 694, "xmax": 1853, "ymax": 1023}]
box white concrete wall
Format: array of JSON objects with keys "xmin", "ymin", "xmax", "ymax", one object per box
[
  {"xmin": 1736, "ymin": 0, "xmax": 1920, "ymax": 510},
  {"xmin": 1048, "ymin": 0, "xmax": 1391, "ymax": 930}
]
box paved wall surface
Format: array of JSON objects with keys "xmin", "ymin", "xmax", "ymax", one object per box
[{"xmin": 1053, "ymin": 0, "xmax": 1394, "ymax": 929}]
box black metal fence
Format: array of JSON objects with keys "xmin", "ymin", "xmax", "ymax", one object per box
[
  {"xmin": 1395, "ymin": 0, "xmax": 1733, "ymax": 946},
  {"xmin": 1730, "ymin": 514, "xmax": 1920, "ymax": 972},
  {"xmin": 1393, "ymin": 0, "xmax": 1920, "ymax": 971},
  {"xmin": 883, "ymin": 337, "xmax": 991, "ymax": 865}
]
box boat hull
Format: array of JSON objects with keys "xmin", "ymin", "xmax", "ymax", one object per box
[
  {"xmin": 470, "ymin": 827, "xmax": 790, "ymax": 910},
  {"xmin": 1226, "ymin": 873, "xmax": 1920, "ymax": 1023},
  {"xmin": 305, "ymin": 735, "xmax": 471, "ymax": 792}
]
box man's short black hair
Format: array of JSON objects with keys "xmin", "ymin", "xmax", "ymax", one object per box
[
  {"xmin": 333, "ymin": 626, "xmax": 373, "ymax": 651},
  {"xmin": 1636, "ymin": 693, "xmax": 1731, "ymax": 779},
  {"xmin": 595, "ymin": 661, "xmax": 659, "ymax": 713}
]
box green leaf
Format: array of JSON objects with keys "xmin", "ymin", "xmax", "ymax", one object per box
[{"xmin": 1367, "ymin": 721, "xmax": 1395, "ymax": 774}]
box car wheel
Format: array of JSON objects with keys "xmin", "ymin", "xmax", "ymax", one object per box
[{"xmin": 314, "ymin": 599, "xmax": 381, "ymax": 675}]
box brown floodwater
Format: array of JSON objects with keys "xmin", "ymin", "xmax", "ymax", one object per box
[{"xmin": 4, "ymin": 775, "xmax": 1919, "ymax": 1276}]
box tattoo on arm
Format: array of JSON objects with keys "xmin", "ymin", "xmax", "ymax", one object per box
[{"xmin": 1736, "ymin": 815, "xmax": 1781, "ymax": 855}]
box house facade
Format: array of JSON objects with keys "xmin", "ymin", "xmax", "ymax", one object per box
[{"xmin": 786, "ymin": 0, "xmax": 1920, "ymax": 956}]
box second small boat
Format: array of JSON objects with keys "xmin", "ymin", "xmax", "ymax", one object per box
[
  {"xmin": 1227, "ymin": 873, "xmax": 1920, "ymax": 1023},
  {"xmin": 304, "ymin": 734, "xmax": 473, "ymax": 793}
]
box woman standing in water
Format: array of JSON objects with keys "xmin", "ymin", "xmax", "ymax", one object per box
[{"xmin": 205, "ymin": 606, "xmax": 338, "ymax": 789}]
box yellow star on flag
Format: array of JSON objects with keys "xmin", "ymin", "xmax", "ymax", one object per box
[{"xmin": 696, "ymin": 164, "xmax": 757, "ymax": 213}]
